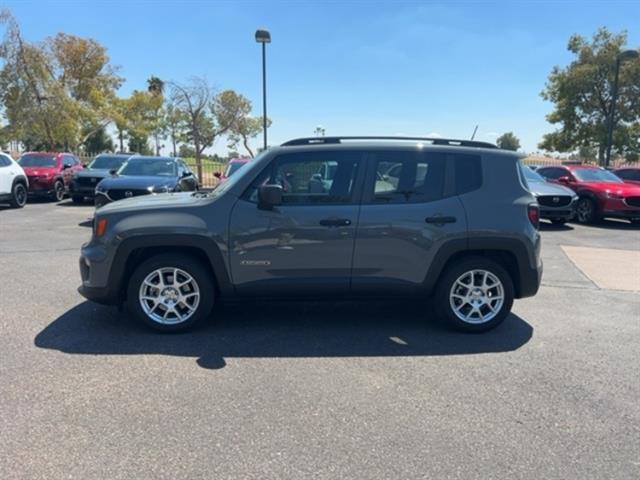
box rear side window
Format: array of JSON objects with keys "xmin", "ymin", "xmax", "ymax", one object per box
[
  {"xmin": 370, "ymin": 151, "xmax": 445, "ymax": 204},
  {"xmin": 454, "ymin": 154, "xmax": 482, "ymax": 194},
  {"xmin": 0, "ymin": 154, "xmax": 12, "ymax": 167}
]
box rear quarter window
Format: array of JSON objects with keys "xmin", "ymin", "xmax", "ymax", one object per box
[{"xmin": 454, "ymin": 154, "xmax": 482, "ymax": 194}]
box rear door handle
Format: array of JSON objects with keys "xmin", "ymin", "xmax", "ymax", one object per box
[
  {"xmin": 425, "ymin": 216, "xmax": 457, "ymax": 224},
  {"xmin": 319, "ymin": 218, "xmax": 352, "ymax": 227}
]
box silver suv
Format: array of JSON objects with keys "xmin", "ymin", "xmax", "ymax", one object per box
[{"xmin": 78, "ymin": 137, "xmax": 543, "ymax": 333}]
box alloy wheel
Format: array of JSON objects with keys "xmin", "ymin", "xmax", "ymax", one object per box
[
  {"xmin": 138, "ymin": 267, "xmax": 201, "ymax": 325},
  {"xmin": 449, "ymin": 269, "xmax": 505, "ymax": 324},
  {"xmin": 576, "ymin": 198, "xmax": 593, "ymax": 223}
]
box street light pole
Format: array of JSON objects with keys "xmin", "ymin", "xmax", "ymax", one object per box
[
  {"xmin": 605, "ymin": 49, "xmax": 639, "ymax": 167},
  {"xmin": 255, "ymin": 29, "xmax": 271, "ymax": 151}
]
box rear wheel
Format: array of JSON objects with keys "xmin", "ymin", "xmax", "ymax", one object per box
[
  {"xmin": 575, "ymin": 197, "xmax": 599, "ymax": 224},
  {"xmin": 9, "ymin": 182, "xmax": 27, "ymax": 208},
  {"xmin": 127, "ymin": 254, "xmax": 215, "ymax": 332},
  {"xmin": 51, "ymin": 180, "xmax": 65, "ymax": 202},
  {"xmin": 434, "ymin": 257, "xmax": 514, "ymax": 332}
]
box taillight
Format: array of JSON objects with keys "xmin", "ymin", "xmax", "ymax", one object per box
[{"xmin": 528, "ymin": 204, "xmax": 540, "ymax": 229}]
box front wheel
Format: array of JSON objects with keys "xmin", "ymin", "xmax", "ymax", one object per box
[
  {"xmin": 9, "ymin": 182, "xmax": 27, "ymax": 208},
  {"xmin": 434, "ymin": 257, "xmax": 515, "ymax": 332},
  {"xmin": 575, "ymin": 197, "xmax": 599, "ymax": 224},
  {"xmin": 127, "ymin": 254, "xmax": 215, "ymax": 332}
]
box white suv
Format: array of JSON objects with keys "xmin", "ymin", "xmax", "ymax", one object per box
[{"xmin": 0, "ymin": 152, "xmax": 28, "ymax": 208}]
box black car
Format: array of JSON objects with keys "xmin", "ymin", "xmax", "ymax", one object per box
[
  {"xmin": 69, "ymin": 153, "xmax": 136, "ymax": 203},
  {"xmin": 94, "ymin": 156, "xmax": 198, "ymax": 208}
]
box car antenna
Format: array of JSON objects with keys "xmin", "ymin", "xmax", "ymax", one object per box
[{"xmin": 470, "ymin": 125, "xmax": 479, "ymax": 140}]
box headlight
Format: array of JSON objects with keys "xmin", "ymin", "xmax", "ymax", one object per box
[
  {"xmin": 148, "ymin": 185, "xmax": 169, "ymax": 193},
  {"xmin": 604, "ymin": 190, "xmax": 624, "ymax": 200}
]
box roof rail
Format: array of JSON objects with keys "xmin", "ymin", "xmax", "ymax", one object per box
[{"xmin": 281, "ymin": 136, "xmax": 498, "ymax": 149}]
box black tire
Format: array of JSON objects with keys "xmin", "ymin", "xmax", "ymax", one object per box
[
  {"xmin": 434, "ymin": 257, "xmax": 515, "ymax": 333},
  {"xmin": 126, "ymin": 253, "xmax": 215, "ymax": 332},
  {"xmin": 71, "ymin": 195, "xmax": 84, "ymax": 204},
  {"xmin": 51, "ymin": 180, "xmax": 65, "ymax": 202},
  {"xmin": 9, "ymin": 182, "xmax": 27, "ymax": 208},
  {"xmin": 551, "ymin": 219, "xmax": 566, "ymax": 226},
  {"xmin": 575, "ymin": 197, "xmax": 599, "ymax": 224}
]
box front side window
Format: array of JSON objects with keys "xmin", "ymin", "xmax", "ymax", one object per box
[
  {"xmin": 539, "ymin": 167, "xmax": 567, "ymax": 180},
  {"xmin": 370, "ymin": 151, "xmax": 445, "ymax": 203},
  {"xmin": 616, "ymin": 169, "xmax": 640, "ymax": 181},
  {"xmin": 245, "ymin": 151, "xmax": 360, "ymax": 205}
]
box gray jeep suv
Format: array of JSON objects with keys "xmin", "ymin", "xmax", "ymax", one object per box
[{"xmin": 79, "ymin": 136, "xmax": 542, "ymax": 333}]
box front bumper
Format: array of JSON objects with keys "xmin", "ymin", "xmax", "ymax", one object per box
[
  {"xmin": 69, "ymin": 181, "xmax": 97, "ymax": 198},
  {"xmin": 602, "ymin": 209, "xmax": 640, "ymax": 220},
  {"xmin": 78, "ymin": 242, "xmax": 120, "ymax": 305},
  {"xmin": 540, "ymin": 208, "xmax": 574, "ymax": 221}
]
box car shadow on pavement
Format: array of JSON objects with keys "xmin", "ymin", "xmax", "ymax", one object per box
[
  {"xmin": 539, "ymin": 222, "xmax": 574, "ymax": 231},
  {"xmin": 587, "ymin": 219, "xmax": 640, "ymax": 230},
  {"xmin": 35, "ymin": 300, "xmax": 534, "ymax": 370}
]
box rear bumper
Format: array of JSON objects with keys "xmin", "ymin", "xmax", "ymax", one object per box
[{"xmin": 518, "ymin": 258, "xmax": 543, "ymax": 298}]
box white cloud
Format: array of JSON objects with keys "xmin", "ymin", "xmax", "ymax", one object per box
[
  {"xmin": 426, "ymin": 132, "xmax": 442, "ymax": 138},
  {"xmin": 484, "ymin": 132, "xmax": 499, "ymax": 137}
]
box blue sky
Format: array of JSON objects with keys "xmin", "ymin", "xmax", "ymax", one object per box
[{"xmin": 5, "ymin": 0, "xmax": 640, "ymax": 154}]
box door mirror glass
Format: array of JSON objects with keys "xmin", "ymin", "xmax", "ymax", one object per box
[
  {"xmin": 258, "ymin": 184, "xmax": 283, "ymax": 209},
  {"xmin": 109, "ymin": 168, "xmax": 118, "ymax": 175},
  {"xmin": 62, "ymin": 164, "xmax": 71, "ymax": 170},
  {"xmin": 558, "ymin": 175, "xmax": 571, "ymax": 184},
  {"xmin": 213, "ymin": 172, "xmax": 222, "ymax": 178}
]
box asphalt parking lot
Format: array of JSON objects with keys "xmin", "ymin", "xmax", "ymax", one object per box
[{"xmin": 1, "ymin": 200, "xmax": 639, "ymax": 479}]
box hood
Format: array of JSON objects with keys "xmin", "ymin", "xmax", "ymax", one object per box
[
  {"xmin": 22, "ymin": 166, "xmax": 59, "ymax": 176},
  {"xmin": 97, "ymin": 175, "xmax": 177, "ymax": 190},
  {"xmin": 579, "ymin": 181, "xmax": 640, "ymax": 195},
  {"xmin": 97, "ymin": 191, "xmax": 210, "ymax": 214},
  {"xmin": 527, "ymin": 180, "xmax": 575, "ymax": 196}
]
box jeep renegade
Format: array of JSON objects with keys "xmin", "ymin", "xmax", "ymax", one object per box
[{"xmin": 79, "ymin": 136, "xmax": 543, "ymax": 333}]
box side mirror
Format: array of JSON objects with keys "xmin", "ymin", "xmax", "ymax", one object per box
[
  {"xmin": 82, "ymin": 163, "xmax": 87, "ymax": 168},
  {"xmin": 213, "ymin": 172, "xmax": 222, "ymax": 179},
  {"xmin": 558, "ymin": 176, "xmax": 571, "ymax": 184},
  {"xmin": 62, "ymin": 164, "xmax": 71, "ymax": 170},
  {"xmin": 258, "ymin": 184, "xmax": 283, "ymax": 210},
  {"xmin": 109, "ymin": 168, "xmax": 118, "ymax": 175}
]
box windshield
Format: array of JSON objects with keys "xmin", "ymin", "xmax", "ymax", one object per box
[
  {"xmin": 573, "ymin": 168, "xmax": 622, "ymax": 183},
  {"xmin": 523, "ymin": 166, "xmax": 545, "ymax": 182},
  {"xmin": 225, "ymin": 161, "xmax": 248, "ymax": 177},
  {"xmin": 117, "ymin": 158, "xmax": 176, "ymax": 177},
  {"xmin": 90, "ymin": 155, "xmax": 129, "ymax": 170},
  {"xmin": 19, "ymin": 154, "xmax": 57, "ymax": 167}
]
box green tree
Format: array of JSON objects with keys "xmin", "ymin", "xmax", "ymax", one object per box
[
  {"xmin": 496, "ymin": 132, "xmax": 521, "ymax": 151},
  {"xmin": 539, "ymin": 28, "xmax": 640, "ymax": 163},
  {"xmin": 0, "ymin": 10, "xmax": 122, "ymax": 150},
  {"xmin": 170, "ymin": 79, "xmax": 245, "ymax": 178}
]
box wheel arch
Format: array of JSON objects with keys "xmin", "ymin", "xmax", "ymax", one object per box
[
  {"xmin": 424, "ymin": 237, "xmax": 538, "ymax": 299},
  {"xmin": 109, "ymin": 234, "xmax": 233, "ymax": 302}
]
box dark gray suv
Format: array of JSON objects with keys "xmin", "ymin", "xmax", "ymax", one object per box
[{"xmin": 79, "ymin": 137, "xmax": 542, "ymax": 333}]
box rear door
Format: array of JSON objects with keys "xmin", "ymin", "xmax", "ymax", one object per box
[
  {"xmin": 229, "ymin": 150, "xmax": 364, "ymax": 296},
  {"xmin": 351, "ymin": 149, "xmax": 469, "ymax": 294}
]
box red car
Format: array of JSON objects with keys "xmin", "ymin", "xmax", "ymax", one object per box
[
  {"xmin": 537, "ymin": 164, "xmax": 640, "ymax": 224},
  {"xmin": 613, "ymin": 167, "xmax": 640, "ymax": 186},
  {"xmin": 213, "ymin": 157, "xmax": 250, "ymax": 184},
  {"xmin": 18, "ymin": 152, "xmax": 84, "ymax": 201}
]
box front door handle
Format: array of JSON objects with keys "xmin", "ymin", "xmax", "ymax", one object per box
[
  {"xmin": 319, "ymin": 218, "xmax": 352, "ymax": 227},
  {"xmin": 425, "ymin": 216, "xmax": 457, "ymax": 225}
]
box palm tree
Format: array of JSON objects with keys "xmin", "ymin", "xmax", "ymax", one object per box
[{"xmin": 147, "ymin": 76, "xmax": 165, "ymax": 154}]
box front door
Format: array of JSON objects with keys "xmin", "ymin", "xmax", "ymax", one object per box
[{"xmin": 229, "ymin": 150, "xmax": 364, "ymax": 296}]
